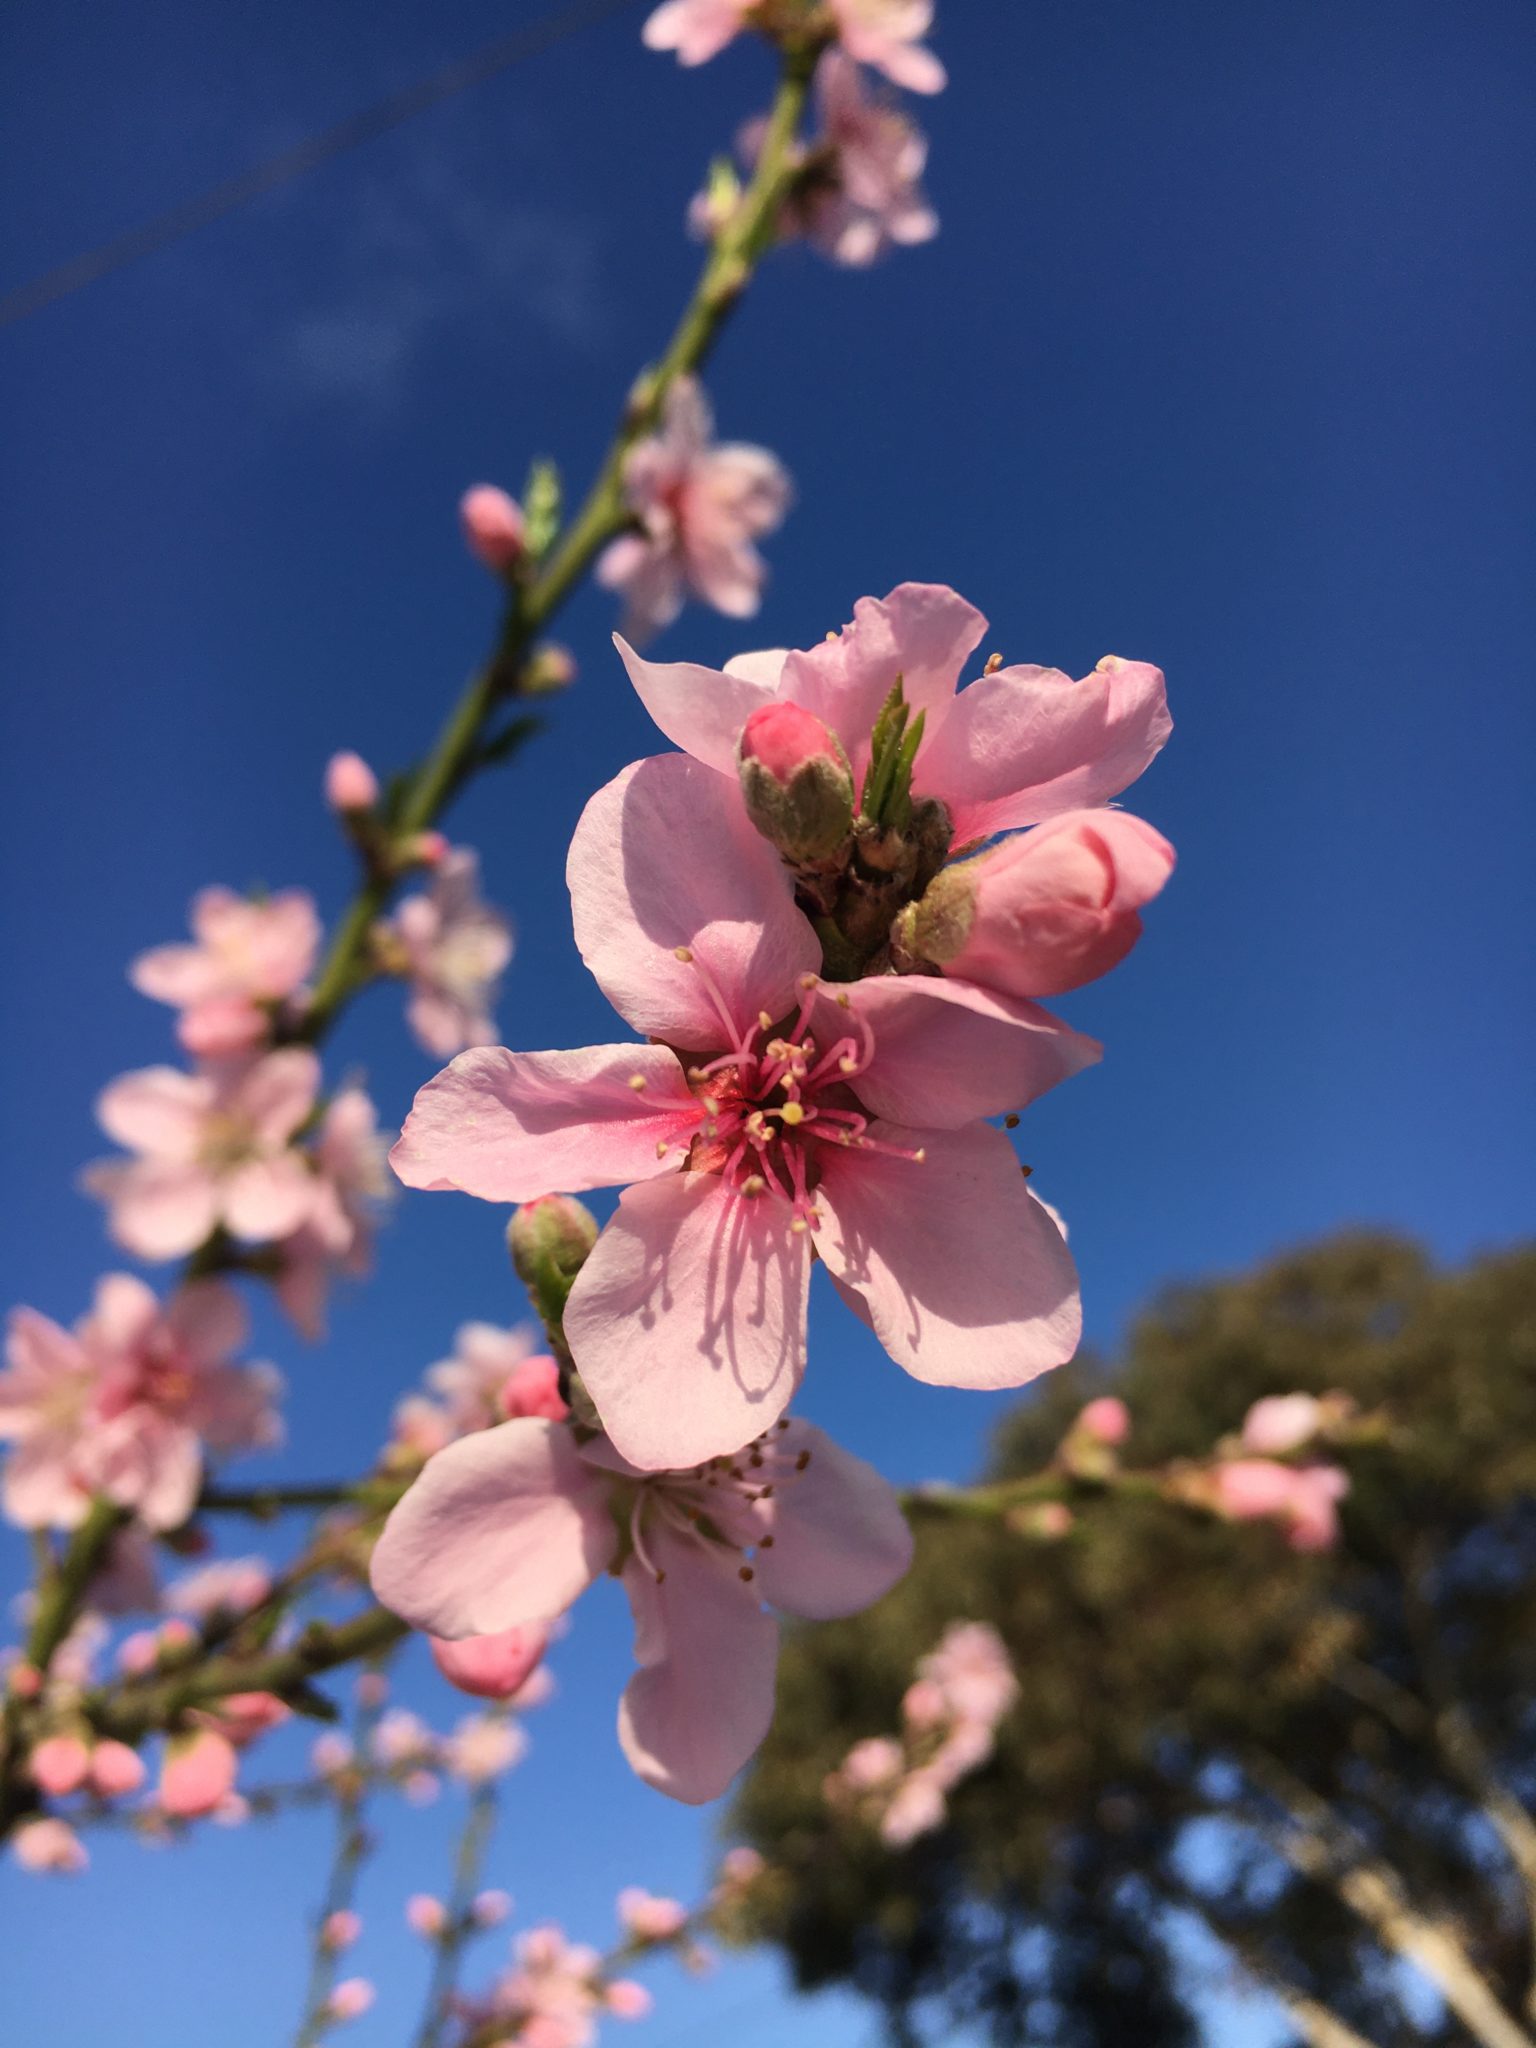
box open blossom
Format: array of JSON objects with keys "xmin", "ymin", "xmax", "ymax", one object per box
[
  {"xmin": 88, "ymin": 1047, "xmax": 324, "ymax": 1261},
  {"xmin": 12, "ymin": 1817, "xmax": 88, "ymax": 1874},
  {"xmin": 644, "ymin": 0, "xmax": 944, "ymax": 91},
  {"xmin": 792, "ymin": 51, "xmax": 938, "ymax": 265},
  {"xmin": 372, "ymin": 1414, "xmax": 912, "ymax": 1802},
  {"xmin": 596, "ymin": 377, "xmax": 790, "ymax": 642},
  {"xmin": 619, "ymin": 581, "xmax": 1169, "ymax": 855},
  {"xmin": 388, "ymin": 848, "xmax": 513, "ymax": 1057},
  {"xmin": 445, "ymin": 1712, "xmax": 528, "ymax": 1783},
  {"xmin": 1241, "ymin": 1392, "xmax": 1326, "ymax": 1456},
  {"xmin": 131, "ymin": 887, "xmax": 320, "ymax": 1055},
  {"xmin": 393, "ymin": 750, "xmax": 1091, "ymax": 1468},
  {"xmin": 487, "ymin": 1926, "xmax": 612, "ymax": 2048},
  {"xmin": 1213, "ymin": 1459, "xmax": 1350, "ymax": 1552},
  {"xmin": 165, "ymin": 1555, "xmax": 272, "ymax": 1620},
  {"xmin": 617, "ymin": 1887, "xmax": 689, "ymax": 1942},
  {"xmin": 0, "ymin": 1276, "xmax": 279, "ymax": 1532},
  {"xmin": 274, "ymin": 1086, "xmax": 392, "ymax": 1339}
]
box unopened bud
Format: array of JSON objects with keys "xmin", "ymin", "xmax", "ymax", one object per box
[
  {"xmin": 900, "ymin": 810, "xmax": 1174, "ymax": 999},
  {"xmin": 471, "ymin": 1888, "xmax": 513, "ymax": 1927},
  {"xmin": 1076, "ymin": 1397, "xmax": 1130, "ymax": 1448},
  {"xmin": 522, "ymin": 643, "xmax": 577, "ymax": 695},
  {"xmin": 460, "ymin": 484, "xmax": 525, "ymax": 572},
  {"xmin": 509, "ymin": 1195, "xmax": 600, "ymax": 1344},
  {"xmin": 325, "ymin": 751, "xmax": 380, "ymax": 813},
  {"xmin": 430, "ymin": 1623, "xmax": 549, "ymax": 1702},
  {"xmin": 736, "ymin": 703, "xmax": 854, "ymax": 863},
  {"xmin": 397, "ymin": 830, "xmax": 448, "ymax": 870},
  {"xmin": 322, "ymin": 1910, "xmax": 362, "ymax": 1952},
  {"xmin": 406, "ymin": 1894, "xmax": 448, "ymax": 1938},
  {"xmin": 89, "ymin": 1740, "xmax": 146, "ymax": 1799}
]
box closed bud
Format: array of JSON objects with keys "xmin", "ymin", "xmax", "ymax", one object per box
[
  {"xmin": 901, "ymin": 810, "xmax": 1174, "ymax": 998},
  {"xmin": 522, "ymin": 643, "xmax": 577, "ymax": 695},
  {"xmin": 460, "ymin": 484, "xmax": 526, "ymax": 572},
  {"xmin": 325, "ymin": 751, "xmax": 380, "ymax": 813},
  {"xmin": 508, "ymin": 1195, "xmax": 599, "ymax": 1297},
  {"xmin": 430, "ymin": 1623, "xmax": 549, "ymax": 1701},
  {"xmin": 736, "ymin": 703, "xmax": 854, "ymax": 863}
]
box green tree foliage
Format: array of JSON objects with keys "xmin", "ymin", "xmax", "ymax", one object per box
[{"xmin": 731, "ymin": 1234, "xmax": 1536, "ymax": 2047}]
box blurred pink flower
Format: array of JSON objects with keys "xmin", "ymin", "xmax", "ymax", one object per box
[
  {"xmin": 325, "ymin": 751, "xmax": 380, "ymax": 813},
  {"xmin": 461, "ymin": 484, "xmax": 526, "ymax": 571},
  {"xmin": 1213, "ymin": 1459, "xmax": 1350, "ymax": 1552},
  {"xmin": 1241, "ymin": 1393, "xmax": 1326, "ymax": 1456},
  {"xmin": 644, "ymin": 0, "xmax": 944, "ymax": 91},
  {"xmin": 389, "ymin": 849, "xmax": 513, "ymax": 1058},
  {"xmin": 795, "ymin": 52, "xmax": 938, "ymax": 264},
  {"xmin": 406, "ymin": 1894, "xmax": 448, "ymax": 1938},
  {"xmin": 12, "ymin": 1817, "xmax": 88, "ymax": 1874},
  {"xmin": 444, "ymin": 1712, "xmax": 528, "ymax": 1783},
  {"xmin": 617, "ymin": 1886, "xmax": 689, "ymax": 1941},
  {"xmin": 1076, "ymin": 1396, "xmax": 1132, "ymax": 1447},
  {"xmin": 274, "ymin": 1085, "xmax": 392, "ymax": 1339},
  {"xmin": 372, "ymin": 1415, "xmax": 912, "ymax": 1803},
  {"xmin": 326, "ymin": 1979, "xmax": 375, "ymax": 2023},
  {"xmin": 160, "ymin": 1727, "xmax": 238, "ymax": 1817},
  {"xmin": 596, "ymin": 377, "xmax": 790, "ymax": 641},
  {"xmin": 131, "ymin": 886, "xmax": 319, "ymax": 1054}
]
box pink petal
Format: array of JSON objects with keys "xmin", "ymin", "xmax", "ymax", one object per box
[
  {"xmin": 617, "ymin": 1533, "xmax": 778, "ymax": 1803},
  {"xmin": 564, "ymin": 1175, "xmax": 809, "ymax": 1470},
  {"xmin": 96, "ymin": 1068, "xmax": 211, "ymax": 1162},
  {"xmin": 919, "ymin": 657, "xmax": 1172, "ymax": 842},
  {"xmin": 130, "ymin": 943, "xmax": 220, "ymax": 1008},
  {"xmin": 230, "ymin": 1048, "xmax": 321, "ymax": 1147},
  {"xmin": 370, "ymin": 1419, "xmax": 617, "ymax": 1639},
  {"xmin": 99, "ymin": 1160, "xmax": 222, "ymax": 1260},
  {"xmin": 754, "ymin": 1420, "xmax": 913, "ymax": 1619},
  {"xmin": 87, "ymin": 1273, "xmax": 160, "ymax": 1352},
  {"xmin": 814, "ymin": 1122, "xmax": 1081, "ymax": 1388},
  {"xmin": 568, "ymin": 754, "xmax": 819, "ymax": 1051},
  {"xmin": 1, "ymin": 1434, "xmax": 90, "ymax": 1529},
  {"xmin": 614, "ymin": 637, "xmax": 771, "ymax": 775},
  {"xmin": 221, "ymin": 1156, "xmax": 317, "ymax": 1243},
  {"xmin": 390, "ymin": 1045, "xmax": 699, "ymax": 1201},
  {"xmin": 816, "ymin": 975, "xmax": 1099, "ymax": 1128},
  {"xmin": 165, "ymin": 1278, "xmax": 248, "ymax": 1363},
  {"xmin": 3, "ymin": 1306, "xmax": 93, "ymax": 1405}
]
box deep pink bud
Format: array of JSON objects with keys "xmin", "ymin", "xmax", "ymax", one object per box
[
  {"xmin": 461, "ymin": 485, "xmax": 525, "ymax": 571},
  {"xmin": 160, "ymin": 1728, "xmax": 238, "ymax": 1817},
  {"xmin": 606, "ymin": 1980, "xmax": 653, "ymax": 2019},
  {"xmin": 326, "ymin": 1979, "xmax": 375, "ymax": 2023},
  {"xmin": 903, "ymin": 810, "xmax": 1174, "ymax": 998},
  {"xmin": 90, "ymin": 1740, "xmax": 147, "ymax": 1798},
  {"xmin": 430, "ymin": 1623, "xmax": 549, "ymax": 1701},
  {"xmin": 1077, "ymin": 1396, "xmax": 1131, "ymax": 1447},
  {"xmin": 326, "ymin": 751, "xmax": 380, "ymax": 812},
  {"xmin": 30, "ymin": 1734, "xmax": 91, "ymax": 1797},
  {"xmin": 500, "ymin": 1354, "xmax": 569, "ymax": 1423},
  {"xmin": 7, "ymin": 1661, "xmax": 42, "ymax": 1700},
  {"xmin": 736, "ymin": 703, "xmax": 854, "ymax": 862},
  {"xmin": 322, "ymin": 1910, "xmax": 363, "ymax": 1951}
]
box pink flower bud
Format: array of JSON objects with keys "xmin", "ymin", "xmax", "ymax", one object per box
[
  {"xmin": 29, "ymin": 1734, "xmax": 92, "ymax": 1797},
  {"xmin": 460, "ymin": 485, "xmax": 526, "ymax": 571},
  {"xmin": 406, "ymin": 1894, "xmax": 448, "ymax": 1938},
  {"xmin": 160, "ymin": 1728, "xmax": 238, "ymax": 1818},
  {"xmin": 90, "ymin": 1740, "xmax": 147, "ymax": 1799},
  {"xmin": 7, "ymin": 1661, "xmax": 43, "ymax": 1700},
  {"xmin": 1077, "ymin": 1396, "xmax": 1131, "ymax": 1447},
  {"xmin": 1212, "ymin": 1459, "xmax": 1349, "ymax": 1552},
  {"xmin": 322, "ymin": 1910, "xmax": 363, "ymax": 1951},
  {"xmin": 12, "ymin": 1817, "xmax": 88, "ymax": 1873},
  {"xmin": 500, "ymin": 1354, "xmax": 569, "ymax": 1423},
  {"xmin": 1241, "ymin": 1393, "xmax": 1325, "ymax": 1456},
  {"xmin": 471, "ymin": 1888, "xmax": 512, "ymax": 1927},
  {"xmin": 326, "ymin": 751, "xmax": 380, "ymax": 812},
  {"xmin": 736, "ymin": 703, "xmax": 854, "ymax": 863},
  {"xmin": 355, "ymin": 1671, "xmax": 390, "ymax": 1711},
  {"xmin": 326, "ymin": 1978, "xmax": 375, "ymax": 2023},
  {"xmin": 430, "ymin": 1623, "xmax": 549, "ymax": 1701},
  {"xmin": 400, "ymin": 829, "xmax": 449, "ymax": 869},
  {"xmin": 523, "ymin": 644, "xmax": 577, "ymax": 694},
  {"xmin": 606, "ymin": 1980, "xmax": 653, "ymax": 2020},
  {"xmin": 117, "ymin": 1631, "xmax": 161, "ymax": 1677},
  {"xmin": 904, "ymin": 810, "xmax": 1175, "ymax": 998},
  {"xmin": 178, "ymin": 996, "xmax": 269, "ymax": 1058},
  {"xmin": 311, "ymin": 1732, "xmax": 354, "ymax": 1777},
  {"xmin": 197, "ymin": 1691, "xmax": 290, "ymax": 1748},
  {"xmin": 618, "ymin": 1887, "xmax": 689, "ymax": 1941}
]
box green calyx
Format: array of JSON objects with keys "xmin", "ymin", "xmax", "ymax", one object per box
[{"xmin": 858, "ymin": 678, "xmax": 926, "ymax": 833}]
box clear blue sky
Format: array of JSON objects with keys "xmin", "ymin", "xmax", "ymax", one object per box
[{"xmin": 2, "ymin": 1, "xmax": 1532, "ymax": 2042}]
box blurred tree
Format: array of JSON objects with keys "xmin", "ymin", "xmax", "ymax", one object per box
[{"xmin": 730, "ymin": 1234, "xmax": 1536, "ymax": 2048}]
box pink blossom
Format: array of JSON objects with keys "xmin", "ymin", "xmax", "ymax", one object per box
[
  {"xmin": 393, "ymin": 753, "xmax": 1091, "ymax": 1467},
  {"xmin": 827, "ymin": 1734, "xmax": 904, "ymax": 1799},
  {"xmin": 794, "ymin": 52, "xmax": 939, "ymax": 265},
  {"xmin": 30, "ymin": 1732, "xmax": 92, "ymax": 1796},
  {"xmin": 879, "ymin": 1768, "xmax": 948, "ymax": 1845},
  {"xmin": 461, "ymin": 484, "xmax": 526, "ymax": 571},
  {"xmin": 389, "ymin": 849, "xmax": 514, "ymax": 1058},
  {"xmin": 193, "ymin": 1690, "xmax": 291, "ymax": 1748},
  {"xmin": 431, "ymin": 1622, "xmax": 550, "ymax": 1701},
  {"xmin": 1212, "ymin": 1459, "xmax": 1350, "ymax": 1552},
  {"xmin": 492, "ymin": 1925, "xmax": 608, "ymax": 2046},
  {"xmin": 444, "ymin": 1712, "xmax": 528, "ymax": 1783},
  {"xmin": 917, "ymin": 1620, "xmax": 1019, "ymax": 1727},
  {"xmin": 371, "ymin": 1708, "xmax": 438, "ymax": 1771},
  {"xmin": 431, "ymin": 1324, "xmax": 565, "ymax": 1435},
  {"xmin": 617, "ymin": 1887, "xmax": 689, "ymax": 1942},
  {"xmin": 826, "ymin": 0, "xmax": 945, "ymax": 92},
  {"xmin": 406, "ymin": 1893, "xmax": 448, "ymax": 1938},
  {"xmin": 322, "ymin": 1910, "xmax": 363, "ymax": 1951},
  {"xmin": 1076, "ymin": 1396, "xmax": 1131, "ymax": 1447},
  {"xmin": 372, "ymin": 1414, "xmax": 912, "ymax": 1803},
  {"xmin": 325, "ymin": 752, "xmax": 380, "ymax": 812},
  {"xmin": 473, "ymin": 1888, "xmax": 513, "ymax": 1926},
  {"xmin": 596, "ymin": 377, "xmax": 790, "ymax": 641},
  {"xmin": 165, "ymin": 1555, "xmax": 272, "ymax": 1621},
  {"xmin": 606, "ymin": 1980, "xmax": 653, "ymax": 2019},
  {"xmin": 716, "ymin": 1846, "xmax": 765, "ymax": 1893},
  {"xmin": 618, "ymin": 582, "xmax": 1170, "ymax": 854},
  {"xmin": 273, "ymin": 1085, "xmax": 392, "ymax": 1338},
  {"xmin": 1241, "ymin": 1393, "xmax": 1326, "ymax": 1456},
  {"xmin": 311, "ymin": 1732, "xmax": 355, "ymax": 1777},
  {"xmin": 159, "ymin": 1727, "xmax": 238, "ymax": 1817},
  {"xmin": 0, "ymin": 1276, "xmax": 280, "ymax": 1531},
  {"xmin": 641, "ymin": 0, "xmax": 753, "ymax": 67},
  {"xmin": 88, "ymin": 1048, "xmax": 324, "ymax": 1260},
  {"xmin": 130, "ymin": 886, "xmax": 320, "ymax": 1054},
  {"xmin": 326, "ymin": 1979, "xmax": 375, "ymax": 2023},
  {"xmin": 90, "ymin": 1740, "xmax": 147, "ymax": 1798},
  {"xmin": 12, "ymin": 1817, "xmax": 88, "ymax": 1873}
]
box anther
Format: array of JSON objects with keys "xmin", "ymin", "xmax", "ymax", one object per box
[
  {"xmin": 790, "ymin": 1218, "xmax": 809, "ymax": 1234},
  {"xmin": 739, "ymin": 1565, "xmax": 755, "ymax": 1582},
  {"xmin": 673, "ymin": 946, "xmax": 693, "ymax": 962},
  {"xmin": 835, "ymin": 993, "xmax": 851, "ymax": 1010},
  {"xmin": 913, "ymin": 1148, "xmax": 927, "ymax": 1163},
  {"xmin": 838, "ymin": 1055, "xmax": 857, "ymax": 1074},
  {"xmin": 775, "ymin": 1420, "xmax": 790, "ymax": 1432},
  {"xmin": 655, "ymin": 1141, "xmax": 669, "ymax": 1159},
  {"xmin": 779, "ymin": 1101, "xmax": 805, "ymax": 1127},
  {"xmin": 628, "ymin": 1074, "xmax": 647, "ymax": 1091},
  {"xmin": 795, "ymin": 1450, "xmax": 811, "ymax": 1471},
  {"xmin": 798, "ymin": 973, "xmax": 819, "ymax": 991},
  {"xmin": 1004, "ymin": 1113, "xmax": 1020, "ymax": 1129},
  {"xmin": 741, "ymin": 1174, "xmax": 767, "ymax": 1197},
  {"xmin": 758, "ymin": 1010, "xmax": 774, "ymax": 1030},
  {"xmin": 759, "ymin": 1534, "xmax": 775, "ymax": 1548},
  {"xmin": 1020, "ymin": 1163, "xmax": 1032, "ymax": 1178},
  {"xmin": 984, "ymin": 651, "xmax": 1004, "ymax": 674}
]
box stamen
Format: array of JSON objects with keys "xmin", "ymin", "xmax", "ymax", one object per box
[
  {"xmin": 1004, "ymin": 1113, "xmax": 1020, "ymax": 1129},
  {"xmin": 627, "ymin": 1074, "xmax": 647, "ymax": 1091}
]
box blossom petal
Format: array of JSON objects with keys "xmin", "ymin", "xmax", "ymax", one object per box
[
  {"xmin": 919, "ymin": 657, "xmax": 1172, "ymax": 841},
  {"xmin": 617, "ymin": 1533, "xmax": 778, "ymax": 1803},
  {"xmin": 370, "ymin": 1419, "xmax": 617, "ymax": 1639},
  {"xmin": 814, "ymin": 974, "xmax": 1099, "ymax": 1128},
  {"xmin": 96, "ymin": 1068, "xmax": 210, "ymax": 1161},
  {"xmin": 568, "ymin": 753, "xmax": 819, "ymax": 1050},
  {"xmin": 614, "ymin": 636, "xmax": 771, "ymax": 775},
  {"xmin": 221, "ymin": 1156, "xmax": 318, "ymax": 1242},
  {"xmin": 814, "ymin": 1121, "xmax": 1081, "ymax": 1388},
  {"xmin": 753, "ymin": 1420, "xmax": 913, "ymax": 1620},
  {"xmin": 130, "ymin": 943, "xmax": 219, "ymax": 1008},
  {"xmin": 231, "ymin": 1048, "xmax": 321, "ymax": 1147},
  {"xmin": 95, "ymin": 1160, "xmax": 222, "ymax": 1260},
  {"xmin": 564, "ymin": 1175, "xmax": 809, "ymax": 1470},
  {"xmin": 390, "ymin": 1045, "xmax": 699, "ymax": 1201}
]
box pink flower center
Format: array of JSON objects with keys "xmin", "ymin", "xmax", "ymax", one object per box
[
  {"xmin": 622, "ymin": 1421, "xmax": 815, "ymax": 1586},
  {"xmin": 669, "ymin": 957, "xmax": 924, "ymax": 1229},
  {"xmin": 98, "ymin": 1336, "xmax": 197, "ymax": 1421}
]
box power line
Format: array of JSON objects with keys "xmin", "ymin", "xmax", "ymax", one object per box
[{"xmin": 0, "ymin": 0, "xmax": 637, "ymax": 331}]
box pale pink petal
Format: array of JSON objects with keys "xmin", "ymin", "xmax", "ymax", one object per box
[
  {"xmin": 370, "ymin": 1419, "xmax": 617, "ymax": 1639},
  {"xmin": 617, "ymin": 1533, "xmax": 778, "ymax": 1803},
  {"xmin": 723, "ymin": 649, "xmax": 790, "ymax": 688},
  {"xmin": 642, "ymin": 0, "xmax": 752, "ymax": 65},
  {"xmin": 568, "ymin": 754, "xmax": 819, "ymax": 1050},
  {"xmin": 390, "ymin": 1045, "xmax": 699, "ymax": 1201},
  {"xmin": 816, "ymin": 975, "xmax": 1100, "ymax": 1127},
  {"xmin": 2, "ymin": 1434, "xmax": 90, "ymax": 1529},
  {"xmin": 99, "ymin": 1161, "xmax": 222, "ymax": 1260},
  {"xmin": 564, "ymin": 1175, "xmax": 809, "ymax": 1470},
  {"xmin": 919, "ymin": 657, "xmax": 1172, "ymax": 842},
  {"xmin": 753, "ymin": 1420, "xmax": 913, "ymax": 1619},
  {"xmin": 613, "ymin": 637, "xmax": 771, "ymax": 775},
  {"xmin": 87, "ymin": 1273, "xmax": 161, "ymax": 1352},
  {"xmin": 221, "ymin": 1156, "xmax": 318, "ymax": 1242},
  {"xmin": 130, "ymin": 943, "xmax": 220, "ymax": 1007},
  {"xmin": 2, "ymin": 1306, "xmax": 93, "ymax": 1407},
  {"xmin": 430, "ymin": 1623, "xmax": 549, "ymax": 1701},
  {"xmin": 96, "ymin": 1068, "xmax": 211, "ymax": 1161},
  {"xmin": 230, "ymin": 1048, "xmax": 321, "ymax": 1147},
  {"xmin": 165, "ymin": 1279, "xmax": 248, "ymax": 1364},
  {"xmin": 814, "ymin": 1122, "xmax": 1081, "ymax": 1388}
]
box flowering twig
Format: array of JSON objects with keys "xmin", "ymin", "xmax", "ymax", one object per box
[
  {"xmin": 293, "ymin": 1674, "xmax": 390, "ymax": 2047},
  {"xmin": 412, "ymin": 1734, "xmax": 506, "ymax": 2048}
]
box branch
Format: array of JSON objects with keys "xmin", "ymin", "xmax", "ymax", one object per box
[{"xmin": 412, "ymin": 1736, "xmax": 506, "ymax": 2048}]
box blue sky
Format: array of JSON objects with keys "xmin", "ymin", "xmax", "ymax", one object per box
[{"xmin": 2, "ymin": 0, "xmax": 1532, "ymax": 2041}]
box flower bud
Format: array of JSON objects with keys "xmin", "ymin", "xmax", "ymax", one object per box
[
  {"xmin": 461, "ymin": 485, "xmax": 525, "ymax": 572},
  {"xmin": 508, "ymin": 1195, "xmax": 599, "ymax": 1307},
  {"xmin": 471, "ymin": 1888, "xmax": 512, "ymax": 1927},
  {"xmin": 159, "ymin": 1728, "xmax": 238, "ymax": 1818},
  {"xmin": 30, "ymin": 1733, "xmax": 91, "ymax": 1797},
  {"xmin": 500, "ymin": 1353, "xmax": 568, "ymax": 1422},
  {"xmin": 1240, "ymin": 1392, "xmax": 1324, "ymax": 1456},
  {"xmin": 12, "ymin": 1817, "xmax": 87, "ymax": 1874},
  {"xmin": 1076, "ymin": 1396, "xmax": 1130, "ymax": 1447},
  {"xmin": 322, "ymin": 1910, "xmax": 362, "ymax": 1952},
  {"xmin": 325, "ymin": 751, "xmax": 380, "ymax": 813},
  {"xmin": 325, "ymin": 1979, "xmax": 375, "ymax": 2023},
  {"xmin": 522, "ymin": 644, "xmax": 577, "ymax": 695},
  {"xmin": 736, "ymin": 703, "xmax": 854, "ymax": 863},
  {"xmin": 406, "ymin": 1894, "xmax": 448, "ymax": 1938},
  {"xmin": 89, "ymin": 1740, "xmax": 147, "ymax": 1799},
  {"xmin": 430, "ymin": 1623, "xmax": 549, "ymax": 1702},
  {"xmin": 901, "ymin": 810, "xmax": 1175, "ymax": 998}
]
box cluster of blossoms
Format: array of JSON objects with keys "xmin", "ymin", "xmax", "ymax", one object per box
[
  {"xmin": 450, "ymin": 1922, "xmax": 656, "ymax": 2048},
  {"xmin": 826, "ymin": 1619, "xmax": 1018, "ymax": 1844},
  {"xmin": 372, "ymin": 579, "xmax": 1175, "ymax": 1799},
  {"xmin": 1205, "ymin": 1391, "xmax": 1356, "ymax": 1552}
]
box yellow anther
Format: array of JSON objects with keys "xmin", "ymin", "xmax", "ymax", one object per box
[
  {"xmin": 779, "ymin": 1101, "xmax": 805, "ymax": 1126},
  {"xmin": 702, "ymin": 1095, "xmax": 720, "ymax": 1116},
  {"xmin": 627, "ymin": 1073, "xmax": 647, "ymax": 1091},
  {"xmin": 758, "ymin": 1010, "xmax": 774, "ymax": 1030},
  {"xmin": 838, "ymin": 1055, "xmax": 857, "ymax": 1074},
  {"xmin": 836, "ymin": 992, "xmax": 851, "ymax": 1010},
  {"xmin": 913, "ymin": 1148, "xmax": 927, "ymax": 1163},
  {"xmin": 984, "ymin": 651, "xmax": 1004, "ymax": 674},
  {"xmin": 673, "ymin": 944, "xmax": 694, "ymax": 962},
  {"xmin": 790, "ymin": 1217, "xmax": 809, "ymax": 1234},
  {"xmin": 1095, "ymin": 655, "xmax": 1122, "ymax": 673},
  {"xmin": 655, "ymin": 1140, "xmax": 669, "ymax": 1159},
  {"xmin": 741, "ymin": 1174, "xmax": 767, "ymax": 1196},
  {"xmin": 798, "ymin": 972, "xmax": 819, "ymax": 990}
]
